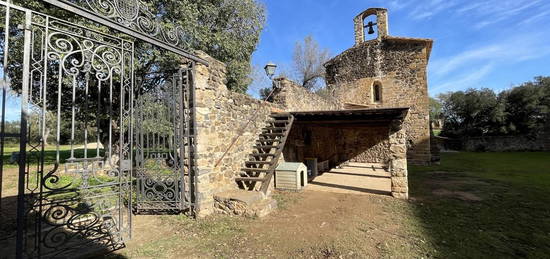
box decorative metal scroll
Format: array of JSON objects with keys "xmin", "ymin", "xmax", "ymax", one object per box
[
  {"xmin": 0, "ymin": 0, "xmax": 198, "ymax": 257},
  {"xmin": 18, "ymin": 9, "xmax": 134, "ymax": 258},
  {"xmin": 134, "ymin": 68, "xmax": 194, "ymax": 213},
  {"xmin": 61, "ymin": 0, "xmax": 192, "ymax": 51}
]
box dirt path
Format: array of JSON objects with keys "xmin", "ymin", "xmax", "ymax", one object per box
[{"xmin": 113, "ymin": 190, "xmax": 424, "ymax": 258}]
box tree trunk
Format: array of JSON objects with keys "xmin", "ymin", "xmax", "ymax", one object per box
[{"xmin": 43, "ymin": 127, "xmax": 50, "ymax": 146}]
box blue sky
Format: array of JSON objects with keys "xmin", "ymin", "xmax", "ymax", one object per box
[
  {"xmin": 248, "ymin": 0, "xmax": 550, "ymax": 97},
  {"xmin": 3, "ymin": 0, "xmax": 550, "ymax": 121}
]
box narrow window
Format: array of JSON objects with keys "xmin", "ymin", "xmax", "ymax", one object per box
[{"xmin": 373, "ymin": 82, "xmax": 382, "ymax": 103}]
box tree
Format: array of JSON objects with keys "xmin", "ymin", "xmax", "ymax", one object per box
[
  {"xmin": 292, "ymin": 35, "xmax": 330, "ymax": 90},
  {"xmin": 439, "ymin": 77, "xmax": 550, "ymax": 139},
  {"xmin": 161, "ymin": 0, "xmax": 266, "ymax": 93},
  {"xmin": 3, "ymin": 0, "xmax": 266, "ymax": 150},
  {"xmin": 7, "ymin": 0, "xmax": 265, "ymax": 93},
  {"xmin": 429, "ymin": 97, "xmax": 442, "ymax": 123},
  {"xmin": 499, "ymin": 76, "xmax": 550, "ymax": 136},
  {"xmin": 439, "ymin": 88, "xmax": 504, "ymax": 138}
]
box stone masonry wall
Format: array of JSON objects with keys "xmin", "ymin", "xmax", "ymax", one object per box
[
  {"xmin": 462, "ymin": 135, "xmax": 546, "ymax": 152},
  {"xmin": 325, "ymin": 38, "xmax": 432, "ymax": 165},
  {"xmin": 271, "ymin": 78, "xmax": 342, "ymax": 111},
  {"xmin": 389, "ymin": 122, "xmax": 408, "ymax": 199},
  {"xmin": 284, "ymin": 124, "xmax": 390, "ymax": 166},
  {"xmin": 193, "ymin": 51, "xmax": 282, "ymax": 217}
]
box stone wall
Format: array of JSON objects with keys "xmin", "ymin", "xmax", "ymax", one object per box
[
  {"xmin": 388, "ymin": 122, "xmax": 408, "ymax": 199},
  {"xmin": 193, "ymin": 51, "xmax": 282, "ymax": 217},
  {"xmin": 271, "ymin": 78, "xmax": 342, "ymax": 111},
  {"xmin": 462, "ymin": 135, "xmax": 546, "ymax": 152},
  {"xmin": 283, "ymin": 124, "xmax": 390, "ymax": 166},
  {"xmin": 324, "ymin": 37, "xmax": 432, "ymax": 165}
]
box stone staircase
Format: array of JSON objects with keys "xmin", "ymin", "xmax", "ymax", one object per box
[{"xmin": 235, "ymin": 113, "xmax": 295, "ymax": 194}]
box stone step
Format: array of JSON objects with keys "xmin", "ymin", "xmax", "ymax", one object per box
[
  {"xmin": 245, "ymin": 161, "xmax": 272, "ymax": 165},
  {"xmin": 254, "ymin": 145, "xmax": 279, "ymax": 149},
  {"xmin": 241, "ymin": 168, "xmax": 271, "ymax": 172},
  {"xmin": 263, "ymin": 126, "xmax": 287, "ymax": 130},
  {"xmin": 235, "ymin": 177, "xmax": 265, "ymax": 182},
  {"xmin": 266, "ymin": 120, "xmax": 289, "ymax": 124},
  {"xmin": 249, "ymin": 153, "xmax": 275, "ymax": 157},
  {"xmin": 214, "ymin": 190, "xmax": 277, "ymax": 218},
  {"xmin": 270, "ymin": 113, "xmax": 290, "ymax": 118},
  {"xmin": 260, "ymin": 133, "xmax": 285, "ymax": 137},
  {"xmin": 257, "ymin": 138, "xmax": 281, "ymax": 143}
]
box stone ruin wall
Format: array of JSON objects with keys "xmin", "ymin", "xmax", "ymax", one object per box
[
  {"xmin": 193, "ymin": 51, "xmax": 282, "ymax": 217},
  {"xmin": 462, "ymin": 135, "xmax": 546, "ymax": 152},
  {"xmin": 271, "ymin": 77, "xmax": 342, "ymax": 111},
  {"xmin": 325, "ymin": 39, "xmax": 432, "ymax": 165}
]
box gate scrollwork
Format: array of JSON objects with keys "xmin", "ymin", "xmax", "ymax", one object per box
[{"xmin": 81, "ymin": 0, "xmax": 191, "ymax": 49}]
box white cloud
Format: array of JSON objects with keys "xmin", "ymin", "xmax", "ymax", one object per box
[
  {"xmin": 454, "ymin": 0, "xmax": 545, "ymax": 29},
  {"xmin": 373, "ymin": 0, "xmax": 414, "ymax": 11},
  {"xmin": 430, "ymin": 45, "xmax": 501, "ymax": 77},
  {"xmin": 409, "ymin": 0, "xmax": 457, "ymax": 20},
  {"xmin": 456, "ymin": 2, "xmax": 486, "ymax": 14},
  {"xmin": 430, "ymin": 31, "xmax": 550, "ymax": 78},
  {"xmin": 518, "ymin": 7, "xmax": 550, "ymax": 26}
]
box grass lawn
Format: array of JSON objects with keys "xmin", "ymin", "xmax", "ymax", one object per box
[
  {"xmin": 1, "ymin": 144, "xmax": 108, "ymax": 192},
  {"xmin": 103, "ymin": 151, "xmax": 550, "ymax": 258},
  {"xmin": 2, "ymin": 144, "xmax": 104, "ymax": 169},
  {"xmin": 3, "ymin": 150, "xmax": 548, "ymax": 258},
  {"xmin": 407, "ymin": 152, "xmax": 550, "ymax": 258}
]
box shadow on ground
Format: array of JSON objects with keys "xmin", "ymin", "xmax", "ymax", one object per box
[
  {"xmin": 0, "ymin": 192, "xmax": 130, "ymax": 258},
  {"xmin": 407, "ymin": 152, "xmax": 550, "ymax": 258}
]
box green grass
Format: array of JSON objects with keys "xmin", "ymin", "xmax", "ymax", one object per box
[
  {"xmin": 2, "ymin": 144, "xmax": 104, "ymax": 169},
  {"xmin": 410, "ymin": 152, "xmax": 550, "ymax": 190},
  {"xmin": 407, "ymin": 152, "xmax": 550, "ymax": 258}
]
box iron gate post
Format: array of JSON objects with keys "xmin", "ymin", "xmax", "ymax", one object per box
[{"xmin": 15, "ymin": 10, "xmax": 33, "ymax": 259}]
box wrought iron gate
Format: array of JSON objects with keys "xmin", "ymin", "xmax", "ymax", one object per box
[
  {"xmin": 0, "ymin": 0, "xmax": 202, "ymax": 258},
  {"xmin": 134, "ymin": 67, "xmax": 195, "ymax": 213}
]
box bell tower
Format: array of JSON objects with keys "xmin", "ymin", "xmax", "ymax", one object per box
[
  {"xmin": 354, "ymin": 8, "xmax": 389, "ymax": 45},
  {"xmin": 326, "ymin": 8, "xmax": 434, "ymax": 165}
]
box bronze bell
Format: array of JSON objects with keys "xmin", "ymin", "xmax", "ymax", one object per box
[{"xmin": 366, "ymin": 21, "xmax": 377, "ymax": 34}]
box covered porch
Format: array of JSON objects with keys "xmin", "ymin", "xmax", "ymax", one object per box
[{"xmin": 281, "ymin": 108, "xmax": 410, "ymax": 199}]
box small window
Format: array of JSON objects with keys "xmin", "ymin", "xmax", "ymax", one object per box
[{"xmin": 373, "ymin": 82, "xmax": 382, "ymax": 103}]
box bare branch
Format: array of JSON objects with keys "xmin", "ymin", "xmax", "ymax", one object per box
[{"xmin": 292, "ymin": 35, "xmax": 331, "ymax": 90}]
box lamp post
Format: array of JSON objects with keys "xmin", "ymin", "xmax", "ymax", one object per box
[
  {"xmin": 264, "ymin": 62, "xmax": 277, "ymax": 80},
  {"xmin": 264, "ymin": 62, "xmax": 278, "ymax": 92}
]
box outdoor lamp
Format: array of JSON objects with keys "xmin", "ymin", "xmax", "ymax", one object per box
[{"xmin": 264, "ymin": 62, "xmax": 277, "ymax": 79}]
